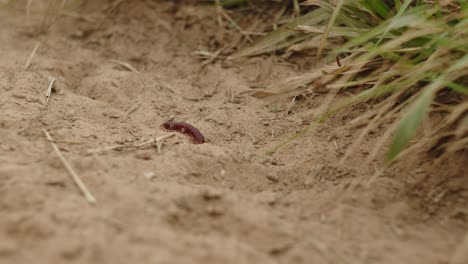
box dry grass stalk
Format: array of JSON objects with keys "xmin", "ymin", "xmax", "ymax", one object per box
[
  {"xmin": 26, "ymin": 0, "xmax": 33, "ymax": 19},
  {"xmin": 58, "ymin": 11, "xmax": 97, "ymax": 22},
  {"xmin": 285, "ymin": 96, "xmax": 296, "ymax": 116},
  {"xmin": 339, "ymin": 90, "xmax": 404, "ymax": 164},
  {"xmin": 201, "ymin": 45, "xmax": 228, "ymax": 67},
  {"xmin": 24, "ymin": 42, "xmax": 40, "ymax": 70},
  {"xmin": 214, "ymin": 0, "xmax": 223, "ymax": 26},
  {"xmin": 316, "ymin": 0, "xmax": 344, "ymax": 64},
  {"xmin": 45, "ymin": 76, "xmax": 55, "ymax": 105},
  {"xmin": 86, "ymin": 134, "xmax": 175, "ymax": 155},
  {"xmin": 42, "ymin": 129, "xmax": 96, "ymax": 204},
  {"xmin": 365, "ymin": 120, "xmax": 400, "ymax": 164},
  {"xmin": 47, "ymin": 139, "xmax": 84, "ymax": 144},
  {"xmin": 154, "ymin": 133, "xmax": 175, "ymax": 154}
]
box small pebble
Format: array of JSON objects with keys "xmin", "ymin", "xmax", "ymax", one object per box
[
  {"xmin": 206, "ymin": 204, "xmax": 223, "ymax": 217},
  {"xmin": 135, "ymin": 151, "xmax": 153, "ymax": 160},
  {"xmin": 255, "ymin": 191, "xmax": 278, "ymax": 206},
  {"xmin": 102, "ymin": 110, "xmax": 120, "ymax": 119},
  {"xmin": 144, "ymin": 171, "xmax": 156, "ymax": 180},
  {"xmin": 201, "ymin": 189, "xmax": 223, "ymax": 200},
  {"xmin": 267, "ymin": 174, "xmax": 280, "ymax": 183}
]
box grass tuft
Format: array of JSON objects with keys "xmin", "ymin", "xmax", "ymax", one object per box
[{"xmin": 231, "ymin": 0, "xmax": 467, "ymax": 162}]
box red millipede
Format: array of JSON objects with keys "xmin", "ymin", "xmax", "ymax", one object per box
[{"xmin": 160, "ymin": 121, "xmax": 205, "ymax": 144}]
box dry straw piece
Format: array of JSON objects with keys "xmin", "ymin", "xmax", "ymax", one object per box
[
  {"xmin": 26, "ymin": 0, "xmax": 33, "ymax": 19},
  {"xmin": 45, "ymin": 76, "xmax": 56, "ymax": 105},
  {"xmin": 24, "ymin": 42, "xmax": 40, "ymax": 70},
  {"xmin": 86, "ymin": 133, "xmax": 175, "ymax": 155},
  {"xmin": 43, "ymin": 129, "xmax": 96, "ymax": 204}
]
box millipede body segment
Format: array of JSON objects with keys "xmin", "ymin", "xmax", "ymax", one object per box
[{"xmin": 160, "ymin": 121, "xmax": 205, "ymax": 144}]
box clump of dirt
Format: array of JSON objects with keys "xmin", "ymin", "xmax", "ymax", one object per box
[{"xmin": 0, "ymin": 1, "xmax": 466, "ymax": 263}]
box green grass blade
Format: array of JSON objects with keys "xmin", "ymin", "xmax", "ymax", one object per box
[
  {"xmin": 447, "ymin": 82, "xmax": 468, "ymax": 96},
  {"xmin": 386, "ymin": 80, "xmax": 441, "ymax": 163},
  {"xmin": 386, "ymin": 54, "xmax": 468, "ymax": 163},
  {"xmin": 317, "ymin": 0, "xmax": 345, "ymax": 62},
  {"xmin": 217, "ymin": 0, "xmax": 247, "ymax": 8},
  {"xmin": 375, "ymin": 0, "xmax": 412, "ymax": 46},
  {"xmin": 361, "ymin": 0, "xmax": 391, "ymax": 19}
]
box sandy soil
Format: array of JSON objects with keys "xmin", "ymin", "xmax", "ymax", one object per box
[{"xmin": 1, "ymin": 1, "xmax": 467, "ymax": 263}]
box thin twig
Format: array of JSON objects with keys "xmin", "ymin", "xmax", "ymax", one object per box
[
  {"xmin": 285, "ymin": 96, "xmax": 296, "ymax": 116},
  {"xmin": 86, "ymin": 134, "xmax": 175, "ymax": 155},
  {"xmin": 214, "ymin": 0, "xmax": 223, "ymax": 26},
  {"xmin": 26, "ymin": 0, "xmax": 33, "ymax": 19},
  {"xmin": 339, "ymin": 90, "xmax": 404, "ymax": 164},
  {"xmin": 292, "ymin": 0, "xmax": 301, "ymax": 17},
  {"xmin": 43, "ymin": 129, "xmax": 96, "ymax": 204},
  {"xmin": 46, "ymin": 139, "xmax": 84, "ymax": 144},
  {"xmin": 202, "ymin": 45, "xmax": 228, "ymax": 67},
  {"xmin": 336, "ymin": 56, "xmax": 342, "ymax": 67},
  {"xmin": 317, "ymin": 0, "xmax": 344, "ymax": 64},
  {"xmin": 240, "ymin": 31, "xmax": 267, "ymax": 36},
  {"xmin": 24, "ymin": 42, "xmax": 40, "ymax": 70},
  {"xmin": 154, "ymin": 133, "xmax": 175, "ymax": 154},
  {"xmin": 45, "ymin": 76, "xmax": 56, "ymax": 105}
]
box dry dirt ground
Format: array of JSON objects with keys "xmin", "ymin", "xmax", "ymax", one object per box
[{"xmin": 1, "ymin": 1, "xmax": 467, "ymax": 263}]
